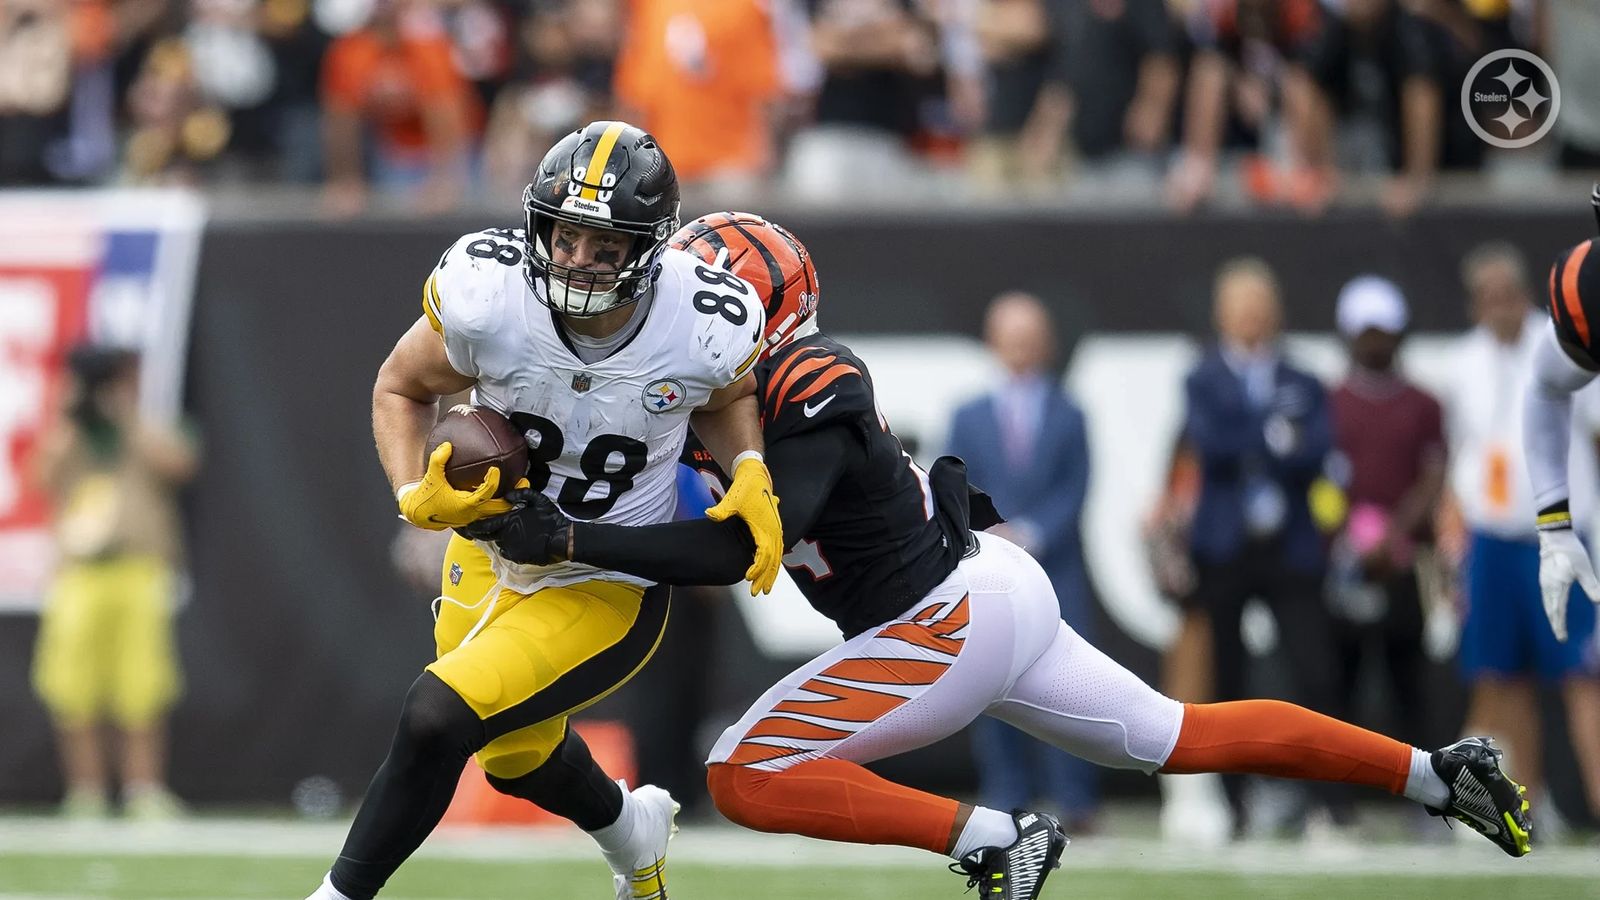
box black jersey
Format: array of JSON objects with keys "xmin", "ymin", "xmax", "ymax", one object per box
[{"xmin": 684, "ymin": 334, "xmax": 972, "ymax": 636}]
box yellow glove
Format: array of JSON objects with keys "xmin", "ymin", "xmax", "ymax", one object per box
[
  {"xmin": 397, "ymin": 442, "xmax": 518, "ymax": 530},
  {"xmin": 706, "ymin": 455, "xmax": 783, "ymax": 595}
]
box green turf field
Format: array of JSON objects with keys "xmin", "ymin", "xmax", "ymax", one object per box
[
  {"xmin": 2, "ymin": 815, "xmax": 1590, "ymax": 900},
  {"xmin": 1, "ymin": 854, "xmax": 1593, "ymax": 900}
]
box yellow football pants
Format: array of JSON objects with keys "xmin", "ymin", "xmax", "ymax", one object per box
[{"xmin": 428, "ymin": 534, "xmax": 668, "ymax": 779}]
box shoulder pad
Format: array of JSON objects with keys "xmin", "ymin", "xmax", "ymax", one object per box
[
  {"xmin": 424, "ymin": 228, "xmax": 524, "ymax": 340},
  {"xmin": 659, "ymin": 248, "xmax": 765, "ymax": 388},
  {"xmin": 759, "ymin": 340, "xmax": 875, "ymax": 442}
]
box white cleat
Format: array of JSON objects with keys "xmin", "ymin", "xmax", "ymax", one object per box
[{"xmin": 609, "ymin": 784, "xmax": 680, "ymax": 900}]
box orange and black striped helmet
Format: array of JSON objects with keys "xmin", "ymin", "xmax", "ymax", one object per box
[
  {"xmin": 1549, "ymin": 237, "xmax": 1600, "ymax": 363},
  {"xmin": 670, "ymin": 211, "xmax": 819, "ymax": 357}
]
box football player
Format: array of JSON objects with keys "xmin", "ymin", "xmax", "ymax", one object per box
[
  {"xmin": 1525, "ymin": 186, "xmax": 1600, "ymax": 645},
  {"xmin": 470, "ymin": 213, "xmax": 1532, "ymax": 899},
  {"xmin": 306, "ymin": 124, "xmax": 782, "ymax": 900}
]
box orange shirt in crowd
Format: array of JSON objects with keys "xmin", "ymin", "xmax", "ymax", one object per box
[
  {"xmin": 321, "ymin": 27, "xmax": 482, "ymax": 154},
  {"xmin": 613, "ymin": 0, "xmax": 780, "ymax": 182}
]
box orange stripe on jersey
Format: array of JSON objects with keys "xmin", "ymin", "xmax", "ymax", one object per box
[
  {"xmin": 767, "ymin": 355, "xmax": 836, "ymax": 408},
  {"xmin": 742, "ymin": 716, "xmax": 856, "ymax": 742},
  {"xmin": 789, "ymin": 363, "xmax": 862, "ymax": 404},
  {"xmin": 764, "ymin": 346, "xmax": 828, "ymax": 404},
  {"xmin": 818, "ymin": 657, "xmax": 951, "ymax": 686},
  {"xmin": 1563, "ymin": 240, "xmax": 1592, "ymax": 346},
  {"xmin": 725, "ymin": 742, "xmax": 811, "ymax": 767},
  {"xmin": 772, "ymin": 679, "xmax": 908, "ymax": 723}
]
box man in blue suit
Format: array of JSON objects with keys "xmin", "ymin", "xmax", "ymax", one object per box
[
  {"xmin": 946, "ymin": 291, "xmax": 1098, "ymax": 830},
  {"xmin": 1183, "ymin": 258, "xmax": 1339, "ymax": 830}
]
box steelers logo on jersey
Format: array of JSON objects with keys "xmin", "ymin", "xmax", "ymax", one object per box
[{"xmin": 642, "ymin": 379, "xmax": 686, "ymax": 414}]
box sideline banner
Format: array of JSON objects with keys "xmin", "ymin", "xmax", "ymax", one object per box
[{"xmin": 0, "ymin": 190, "xmax": 204, "ymax": 612}]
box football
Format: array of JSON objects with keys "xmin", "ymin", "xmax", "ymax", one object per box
[{"xmin": 423, "ymin": 404, "xmax": 529, "ymax": 497}]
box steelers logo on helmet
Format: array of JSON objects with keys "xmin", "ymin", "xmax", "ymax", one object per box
[
  {"xmin": 523, "ymin": 121, "xmax": 681, "ymax": 318},
  {"xmin": 670, "ymin": 211, "xmax": 820, "ymax": 357}
]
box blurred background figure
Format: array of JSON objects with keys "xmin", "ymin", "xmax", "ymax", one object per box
[
  {"xmin": 483, "ymin": 0, "xmax": 618, "ymax": 194},
  {"xmin": 319, "ymin": 0, "xmax": 480, "ymax": 216},
  {"xmin": 946, "ymin": 291, "xmax": 1097, "ymax": 831},
  {"xmin": 1445, "ymin": 242, "xmax": 1600, "ymax": 833},
  {"xmin": 1144, "ymin": 436, "xmax": 1233, "ymax": 846},
  {"xmin": 785, "ymin": 0, "xmax": 946, "ymax": 198},
  {"xmin": 1325, "ymin": 277, "xmax": 1446, "ymax": 774},
  {"xmin": 612, "ymin": 0, "xmax": 783, "ymax": 193},
  {"xmin": 1182, "ymin": 258, "xmax": 1337, "ymax": 834},
  {"xmin": 29, "ymin": 346, "xmax": 198, "ymax": 821}
]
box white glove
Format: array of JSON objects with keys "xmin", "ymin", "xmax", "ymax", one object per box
[{"xmin": 1537, "ymin": 526, "xmax": 1600, "ymax": 643}]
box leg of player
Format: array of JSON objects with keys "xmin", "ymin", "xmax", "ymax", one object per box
[
  {"xmin": 704, "ymin": 537, "xmax": 1070, "ymax": 900},
  {"xmin": 307, "ymin": 672, "xmax": 487, "ymax": 900},
  {"xmin": 482, "ymin": 726, "xmax": 680, "ymax": 900},
  {"xmin": 982, "ymin": 533, "xmax": 1532, "ymax": 857}
]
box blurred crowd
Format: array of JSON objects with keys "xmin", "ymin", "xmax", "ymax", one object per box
[{"xmin": 1, "ymin": 0, "xmax": 1593, "ymax": 215}]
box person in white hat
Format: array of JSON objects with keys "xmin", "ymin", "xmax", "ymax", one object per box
[{"xmin": 1326, "ymin": 276, "xmax": 1449, "ymax": 776}]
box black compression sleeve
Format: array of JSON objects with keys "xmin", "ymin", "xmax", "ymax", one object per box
[{"xmin": 571, "ymin": 425, "xmax": 858, "ymax": 584}]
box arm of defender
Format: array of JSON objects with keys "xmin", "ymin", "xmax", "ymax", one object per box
[
  {"xmin": 571, "ymin": 426, "xmax": 854, "ymax": 585},
  {"xmin": 1527, "ymin": 319, "xmax": 1600, "ymax": 641}
]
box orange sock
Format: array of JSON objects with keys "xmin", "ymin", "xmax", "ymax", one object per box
[
  {"xmin": 1162, "ymin": 700, "xmax": 1412, "ymax": 795},
  {"xmin": 707, "ymin": 759, "xmax": 960, "ymax": 854}
]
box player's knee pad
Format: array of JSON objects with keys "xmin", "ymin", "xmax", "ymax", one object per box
[
  {"xmin": 706, "ymin": 763, "xmax": 774, "ymax": 831},
  {"xmin": 484, "ymin": 728, "xmax": 622, "ymax": 831},
  {"xmin": 394, "ymin": 671, "xmax": 486, "ymax": 765}
]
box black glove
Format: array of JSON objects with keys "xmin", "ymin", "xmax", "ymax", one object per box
[{"xmin": 458, "ymin": 488, "xmax": 573, "ymax": 565}]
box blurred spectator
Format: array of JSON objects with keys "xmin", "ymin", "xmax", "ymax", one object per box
[
  {"xmin": 946, "ymin": 291, "xmax": 1098, "ymax": 831},
  {"xmin": 30, "ymin": 347, "xmax": 198, "ymax": 820},
  {"xmin": 257, "ymin": 0, "xmax": 333, "ymax": 183},
  {"xmin": 1168, "ymin": 0, "xmax": 1324, "ymax": 213},
  {"xmin": 1289, "ymin": 0, "xmax": 1460, "ymax": 218},
  {"xmin": 123, "ymin": 37, "xmax": 233, "ymax": 183},
  {"xmin": 1325, "ymin": 277, "xmax": 1446, "ymax": 751},
  {"xmin": 1446, "ymin": 242, "xmax": 1600, "ymax": 827},
  {"xmin": 1054, "ymin": 0, "xmax": 1180, "ymax": 168},
  {"xmin": 319, "ymin": 0, "xmax": 482, "ymax": 216},
  {"xmin": 612, "ymin": 0, "xmax": 783, "ymax": 190},
  {"xmin": 1547, "ymin": 0, "xmax": 1600, "ymax": 170},
  {"xmin": 966, "ymin": 0, "xmax": 1060, "ymax": 187},
  {"xmin": 0, "ymin": 0, "xmax": 73, "ymax": 184},
  {"xmin": 1145, "ymin": 436, "xmax": 1235, "ymax": 846},
  {"xmin": 786, "ymin": 0, "xmax": 945, "ymax": 196},
  {"xmin": 483, "ymin": 0, "xmax": 617, "ymax": 193},
  {"xmin": 1182, "ymin": 257, "xmax": 1337, "ymax": 831}
]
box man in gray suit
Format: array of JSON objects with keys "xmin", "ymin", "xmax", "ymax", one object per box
[{"xmin": 946, "ymin": 291, "xmax": 1096, "ymax": 829}]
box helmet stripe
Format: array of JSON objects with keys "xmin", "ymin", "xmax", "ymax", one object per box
[
  {"xmin": 578, "ymin": 122, "xmax": 627, "ymax": 200},
  {"xmin": 728, "ymin": 221, "xmax": 788, "ymax": 319}
]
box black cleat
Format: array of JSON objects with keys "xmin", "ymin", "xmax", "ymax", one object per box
[
  {"xmin": 950, "ymin": 810, "xmax": 1068, "ymax": 899},
  {"xmin": 1427, "ymin": 737, "xmax": 1532, "ymax": 857}
]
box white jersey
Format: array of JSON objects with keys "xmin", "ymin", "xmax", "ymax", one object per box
[{"xmin": 423, "ymin": 227, "xmax": 764, "ymax": 593}]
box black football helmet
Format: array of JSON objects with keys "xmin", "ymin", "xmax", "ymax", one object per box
[{"xmin": 522, "ymin": 121, "xmax": 681, "ymax": 317}]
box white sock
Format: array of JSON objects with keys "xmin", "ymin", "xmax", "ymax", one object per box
[
  {"xmin": 305, "ymin": 872, "xmax": 355, "ymax": 900},
  {"xmin": 950, "ymin": 807, "xmax": 1018, "ymax": 860},
  {"xmin": 588, "ymin": 781, "xmax": 642, "ymax": 864},
  {"xmin": 1403, "ymin": 747, "xmax": 1450, "ymax": 809}
]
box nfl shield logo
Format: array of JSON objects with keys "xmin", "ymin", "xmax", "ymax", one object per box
[
  {"xmin": 572, "ymin": 372, "xmax": 592, "ymax": 393},
  {"xmin": 449, "ymin": 563, "xmax": 463, "ymax": 586}
]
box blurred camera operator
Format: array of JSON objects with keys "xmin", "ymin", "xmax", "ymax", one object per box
[{"xmin": 30, "ymin": 345, "xmax": 197, "ymax": 820}]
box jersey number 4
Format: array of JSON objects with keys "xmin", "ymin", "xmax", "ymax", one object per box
[{"xmin": 511, "ymin": 412, "xmax": 646, "ymax": 520}]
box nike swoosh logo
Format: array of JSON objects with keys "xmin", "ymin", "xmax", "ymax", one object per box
[
  {"xmin": 803, "ymin": 395, "xmax": 836, "ymax": 417},
  {"xmin": 1454, "ymin": 806, "xmax": 1503, "ymax": 835}
]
